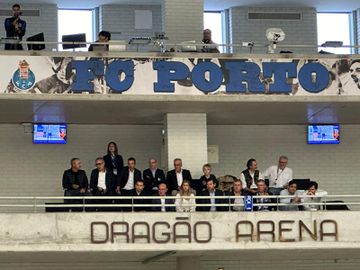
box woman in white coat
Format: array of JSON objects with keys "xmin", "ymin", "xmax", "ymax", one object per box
[{"xmin": 175, "ymin": 180, "xmax": 196, "ymax": 212}]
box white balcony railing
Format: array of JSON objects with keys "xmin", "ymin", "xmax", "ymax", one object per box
[
  {"xmin": 0, "ymin": 194, "xmax": 356, "ymax": 213},
  {"xmin": 0, "ymin": 40, "xmax": 359, "ymax": 54}
]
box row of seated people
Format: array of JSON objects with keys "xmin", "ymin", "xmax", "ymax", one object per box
[
  {"xmin": 62, "ymin": 142, "xmax": 299, "ymax": 199},
  {"xmin": 62, "ymin": 155, "xmax": 323, "ymax": 212}
]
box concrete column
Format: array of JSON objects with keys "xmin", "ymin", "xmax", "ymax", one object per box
[
  {"xmin": 161, "ymin": 0, "xmax": 204, "ymax": 44},
  {"xmin": 176, "ymin": 256, "xmax": 201, "ymax": 270},
  {"xmin": 354, "ymin": 9, "xmax": 360, "ymax": 54},
  {"xmin": 164, "ymin": 113, "xmax": 207, "ymax": 178}
]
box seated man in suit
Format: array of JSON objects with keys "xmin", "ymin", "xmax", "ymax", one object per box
[
  {"xmin": 90, "ymin": 157, "xmax": 116, "ymax": 211},
  {"xmin": 151, "ymin": 183, "xmax": 175, "ymax": 212},
  {"xmin": 143, "ymin": 158, "xmax": 166, "ymax": 194},
  {"xmin": 90, "ymin": 157, "xmax": 116, "ymax": 195},
  {"xmin": 62, "ymin": 158, "xmax": 89, "ymax": 209},
  {"xmin": 197, "ymin": 179, "xmax": 226, "ymax": 212},
  {"xmin": 253, "ymin": 179, "xmax": 275, "ymax": 211},
  {"xmin": 166, "ymin": 158, "xmax": 193, "ymax": 195},
  {"xmin": 118, "ymin": 157, "xmax": 142, "ymax": 195},
  {"xmin": 128, "ymin": 179, "xmax": 150, "ymax": 212}
]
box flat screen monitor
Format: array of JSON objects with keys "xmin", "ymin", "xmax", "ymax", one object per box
[
  {"xmin": 308, "ymin": 124, "xmax": 340, "ymax": 145},
  {"xmin": 33, "ymin": 124, "xmax": 67, "ymax": 144},
  {"xmin": 62, "ymin": 33, "xmax": 86, "ymax": 50},
  {"xmin": 26, "ymin": 32, "xmax": 45, "ymax": 50}
]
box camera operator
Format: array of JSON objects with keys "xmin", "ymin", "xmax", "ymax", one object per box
[{"xmin": 4, "ymin": 4, "xmax": 26, "ymax": 50}]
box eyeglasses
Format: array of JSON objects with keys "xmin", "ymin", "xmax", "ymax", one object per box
[{"xmin": 96, "ymin": 163, "xmax": 103, "ymax": 166}]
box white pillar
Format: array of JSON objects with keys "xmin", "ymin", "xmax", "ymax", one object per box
[
  {"xmin": 354, "ymin": 9, "xmax": 360, "ymax": 54},
  {"xmin": 164, "ymin": 113, "xmax": 207, "ymax": 178},
  {"xmin": 162, "ymin": 0, "xmax": 204, "ymax": 45},
  {"xmin": 176, "ymin": 256, "xmax": 201, "ymax": 270}
]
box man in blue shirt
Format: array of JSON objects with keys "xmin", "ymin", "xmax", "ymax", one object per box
[{"xmin": 4, "ymin": 4, "xmax": 26, "ymax": 50}]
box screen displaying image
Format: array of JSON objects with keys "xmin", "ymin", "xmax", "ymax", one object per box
[
  {"xmin": 33, "ymin": 124, "xmax": 67, "ymax": 144},
  {"xmin": 308, "ymin": 124, "xmax": 340, "ymax": 145}
]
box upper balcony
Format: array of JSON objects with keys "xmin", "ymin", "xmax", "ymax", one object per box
[{"xmin": 1, "ymin": 41, "xmax": 360, "ymax": 125}]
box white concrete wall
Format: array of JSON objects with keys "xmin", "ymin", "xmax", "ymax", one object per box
[
  {"xmin": 208, "ymin": 125, "xmax": 360, "ymax": 196},
  {"xmin": 0, "ymin": 3, "xmax": 58, "ymax": 51},
  {"xmin": 162, "ymin": 0, "xmax": 204, "ymax": 44},
  {"xmin": 0, "ymin": 212, "xmax": 352, "ymax": 251},
  {"xmin": 0, "ymin": 124, "xmax": 360, "ymax": 196},
  {"xmin": 0, "ymin": 124, "xmax": 163, "ymax": 197},
  {"xmin": 164, "ymin": 113, "xmax": 208, "ymax": 177},
  {"xmin": 99, "ymin": 4, "xmax": 162, "ymax": 41},
  {"xmin": 0, "ymin": 260, "xmax": 357, "ymax": 270},
  {"xmin": 228, "ymin": 7, "xmax": 318, "ymax": 54}
]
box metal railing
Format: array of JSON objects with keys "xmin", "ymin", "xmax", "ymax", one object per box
[
  {"xmin": 0, "ymin": 194, "xmax": 357, "ymax": 213},
  {"xmin": 0, "ymin": 40, "xmax": 359, "ymax": 55}
]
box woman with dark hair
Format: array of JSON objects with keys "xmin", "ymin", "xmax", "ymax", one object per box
[{"xmin": 103, "ymin": 142, "xmax": 124, "ymax": 185}]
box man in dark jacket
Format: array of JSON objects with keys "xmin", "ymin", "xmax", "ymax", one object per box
[
  {"xmin": 90, "ymin": 157, "xmax": 116, "ymax": 195},
  {"xmin": 151, "ymin": 183, "xmax": 175, "ymax": 212},
  {"xmin": 166, "ymin": 158, "xmax": 192, "ymax": 194},
  {"xmin": 62, "ymin": 158, "xmax": 88, "ymax": 196},
  {"xmin": 118, "ymin": 157, "xmax": 142, "ymax": 195},
  {"xmin": 118, "ymin": 157, "xmax": 142, "ymax": 211},
  {"xmin": 143, "ymin": 158, "xmax": 166, "ymax": 194},
  {"xmin": 197, "ymin": 179, "xmax": 226, "ymax": 212},
  {"xmin": 90, "ymin": 157, "xmax": 116, "ymax": 211},
  {"xmin": 128, "ymin": 179, "xmax": 151, "ymax": 212},
  {"xmin": 226, "ymin": 179, "xmax": 244, "ymax": 211},
  {"xmin": 62, "ymin": 158, "xmax": 89, "ymax": 210}
]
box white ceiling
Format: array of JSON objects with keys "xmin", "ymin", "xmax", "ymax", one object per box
[
  {"xmin": 11, "ymin": 0, "xmax": 360, "ymax": 12},
  {"xmin": 1, "ymin": 94, "xmax": 360, "ymax": 125}
]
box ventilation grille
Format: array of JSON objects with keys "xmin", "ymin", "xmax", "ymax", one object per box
[
  {"xmin": 0, "ymin": 9, "xmax": 41, "ymax": 17},
  {"xmin": 248, "ymin": 12, "xmax": 302, "ymax": 20}
]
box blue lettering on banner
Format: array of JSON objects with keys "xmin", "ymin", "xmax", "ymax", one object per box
[
  {"xmin": 153, "ymin": 61, "xmax": 190, "ymax": 92},
  {"xmin": 262, "ymin": 62, "xmax": 297, "ymax": 93},
  {"xmin": 298, "ymin": 63, "xmax": 330, "ymax": 93},
  {"xmin": 69, "ymin": 59, "xmax": 331, "ymax": 94},
  {"xmin": 71, "ymin": 60, "xmax": 104, "ymax": 93},
  {"xmin": 191, "ymin": 61, "xmax": 223, "ymax": 93},
  {"xmin": 225, "ymin": 62, "xmax": 265, "ymax": 93},
  {"xmin": 105, "ymin": 60, "xmax": 134, "ymax": 93}
]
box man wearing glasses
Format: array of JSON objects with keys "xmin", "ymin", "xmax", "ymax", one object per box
[
  {"xmin": 263, "ymin": 156, "xmax": 293, "ymax": 195},
  {"xmin": 90, "ymin": 157, "xmax": 116, "ymax": 196},
  {"xmin": 90, "ymin": 157, "xmax": 117, "ymax": 211}
]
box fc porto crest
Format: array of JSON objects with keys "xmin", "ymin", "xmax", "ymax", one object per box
[{"xmin": 12, "ymin": 60, "xmax": 36, "ymax": 91}]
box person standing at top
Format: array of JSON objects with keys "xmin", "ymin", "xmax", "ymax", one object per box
[
  {"xmin": 103, "ymin": 142, "xmax": 124, "ymax": 193},
  {"xmin": 202, "ymin": 29, "xmax": 220, "ymax": 53},
  {"xmin": 263, "ymin": 155, "xmax": 293, "ymax": 195},
  {"xmin": 4, "ymin": 4, "xmax": 26, "ymax": 50}
]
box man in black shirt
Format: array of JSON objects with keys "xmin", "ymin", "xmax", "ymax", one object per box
[
  {"xmin": 62, "ymin": 158, "xmax": 89, "ymax": 196},
  {"xmin": 4, "ymin": 4, "xmax": 26, "ymax": 50},
  {"xmin": 62, "ymin": 158, "xmax": 89, "ymax": 210}
]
